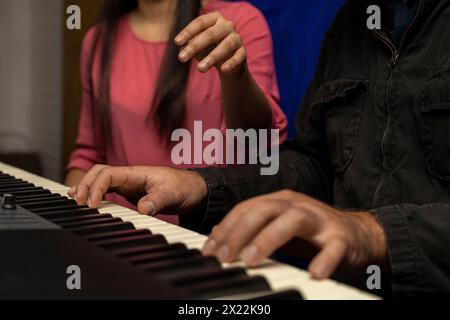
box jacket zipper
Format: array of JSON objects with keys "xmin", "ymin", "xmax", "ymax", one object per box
[{"xmin": 371, "ymin": 0, "xmax": 424, "ymax": 208}]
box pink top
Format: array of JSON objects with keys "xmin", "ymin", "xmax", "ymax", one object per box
[{"xmin": 68, "ymin": 0, "xmax": 288, "ymax": 223}]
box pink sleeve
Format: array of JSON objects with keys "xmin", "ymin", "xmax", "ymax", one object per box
[
  {"xmin": 232, "ymin": 2, "xmax": 288, "ymax": 142},
  {"xmin": 67, "ymin": 28, "xmax": 106, "ymax": 172}
]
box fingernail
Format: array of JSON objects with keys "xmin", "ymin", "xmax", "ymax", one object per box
[
  {"xmin": 222, "ymin": 64, "xmax": 231, "ymax": 72},
  {"xmin": 241, "ymin": 245, "xmax": 259, "ymax": 264},
  {"xmin": 203, "ymin": 239, "xmax": 217, "ymax": 256},
  {"xmin": 175, "ymin": 35, "xmax": 183, "ymax": 44},
  {"xmin": 87, "ymin": 197, "xmax": 92, "ymax": 208},
  {"xmin": 179, "ymin": 51, "xmax": 187, "ymax": 62},
  {"xmin": 198, "ymin": 62, "xmax": 208, "ymax": 72},
  {"xmin": 142, "ymin": 201, "xmax": 156, "ymax": 216},
  {"xmin": 217, "ymin": 245, "xmax": 230, "ymax": 262}
]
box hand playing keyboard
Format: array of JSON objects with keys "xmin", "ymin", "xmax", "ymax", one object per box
[{"xmin": 68, "ymin": 165, "xmax": 207, "ymax": 217}]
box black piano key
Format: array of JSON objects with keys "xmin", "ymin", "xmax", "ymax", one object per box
[
  {"xmin": 59, "ymin": 217, "xmax": 123, "ymax": 229},
  {"xmin": 0, "ymin": 175, "xmax": 16, "ymax": 180},
  {"xmin": 127, "ymin": 249, "xmax": 201, "ymax": 265},
  {"xmin": 167, "ymin": 267, "xmax": 247, "ymax": 286},
  {"xmin": 19, "ymin": 199, "xmax": 76, "ymax": 209},
  {"xmin": 96, "ymin": 234, "xmax": 167, "ymax": 250},
  {"xmin": 38, "ymin": 208, "xmax": 99, "ymax": 220},
  {"xmin": 0, "ymin": 180, "xmax": 19, "ymax": 186},
  {"xmin": 0, "ymin": 184, "xmax": 35, "ymax": 190},
  {"xmin": 0, "ymin": 188, "xmax": 49, "ymax": 197},
  {"xmin": 140, "ymin": 256, "xmax": 221, "ymax": 274},
  {"xmin": 86, "ymin": 229, "xmax": 152, "ymax": 242},
  {"xmin": 0, "ymin": 179, "xmax": 27, "ymax": 186},
  {"xmin": 31, "ymin": 204, "xmax": 86, "ymax": 213},
  {"xmin": 186, "ymin": 275, "xmax": 271, "ymax": 299},
  {"xmin": 0, "ymin": 176, "xmax": 15, "ymax": 181},
  {"xmin": 0, "ymin": 175, "xmax": 23, "ymax": 180},
  {"xmin": 70, "ymin": 222, "xmax": 135, "ymax": 236},
  {"xmin": 0, "ymin": 179, "xmax": 32, "ymax": 186},
  {"xmin": 50, "ymin": 213, "xmax": 113, "ymax": 224},
  {"xmin": 0, "ymin": 186, "xmax": 38, "ymax": 194},
  {"xmin": 1, "ymin": 189, "xmax": 51, "ymax": 197},
  {"xmin": 157, "ymin": 264, "xmax": 242, "ymax": 284},
  {"xmin": 15, "ymin": 194, "xmax": 63, "ymax": 202},
  {"xmin": 114, "ymin": 243, "xmax": 187, "ymax": 258}
]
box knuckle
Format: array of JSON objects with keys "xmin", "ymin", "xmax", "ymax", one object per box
[
  {"xmin": 230, "ymin": 32, "xmax": 240, "ymax": 43},
  {"xmin": 224, "ymin": 39, "xmax": 236, "ymax": 52},
  {"xmin": 227, "ymin": 57, "xmax": 237, "ymax": 67},
  {"xmin": 253, "ymin": 239, "xmax": 270, "ymax": 254},
  {"xmin": 233, "ymin": 202, "xmax": 247, "ymax": 212},
  {"xmin": 211, "ymin": 226, "xmax": 220, "ymax": 236},
  {"xmin": 279, "ymin": 189, "xmax": 295, "ymax": 197},
  {"xmin": 211, "ymin": 226, "xmax": 226, "ymax": 242},
  {"xmin": 203, "ymin": 28, "xmax": 216, "ymax": 42},
  {"xmin": 92, "ymin": 164, "xmax": 105, "ymax": 171},
  {"xmin": 258, "ymin": 205, "xmax": 276, "ymax": 219},
  {"xmin": 172, "ymin": 189, "xmax": 184, "ymax": 203},
  {"xmin": 186, "ymin": 42, "xmax": 197, "ymax": 53},
  {"xmin": 96, "ymin": 184, "xmax": 108, "ymax": 195},
  {"xmin": 236, "ymin": 200, "xmax": 254, "ymax": 213},
  {"xmin": 259, "ymin": 210, "xmax": 277, "ymax": 223},
  {"xmin": 291, "ymin": 211, "xmax": 307, "ymax": 226},
  {"xmin": 208, "ymin": 53, "xmax": 217, "ymax": 64},
  {"xmin": 98, "ymin": 167, "xmax": 110, "ymax": 177},
  {"xmin": 225, "ymin": 20, "xmax": 235, "ymax": 31},
  {"xmin": 180, "ymin": 29, "xmax": 190, "ymax": 40},
  {"xmin": 225, "ymin": 233, "xmax": 242, "ymax": 249},
  {"xmin": 197, "ymin": 17, "xmax": 208, "ymax": 30}
]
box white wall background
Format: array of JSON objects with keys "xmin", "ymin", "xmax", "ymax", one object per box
[{"xmin": 0, "ymin": 0, "xmax": 62, "ymax": 181}]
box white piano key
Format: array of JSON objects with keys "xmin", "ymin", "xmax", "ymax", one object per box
[
  {"xmin": 164, "ymin": 234, "xmax": 204, "ymax": 243},
  {"xmin": 183, "ymin": 240, "xmax": 207, "ymax": 250}
]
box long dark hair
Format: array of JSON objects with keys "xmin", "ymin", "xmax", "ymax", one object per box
[{"xmin": 89, "ymin": 0, "xmax": 202, "ymax": 142}]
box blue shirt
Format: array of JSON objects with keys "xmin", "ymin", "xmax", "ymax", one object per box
[{"xmin": 387, "ymin": 0, "xmax": 419, "ymax": 47}]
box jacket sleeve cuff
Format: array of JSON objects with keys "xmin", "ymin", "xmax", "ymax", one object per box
[
  {"xmin": 371, "ymin": 205, "xmax": 421, "ymax": 299},
  {"xmin": 179, "ymin": 168, "xmax": 230, "ymax": 234}
]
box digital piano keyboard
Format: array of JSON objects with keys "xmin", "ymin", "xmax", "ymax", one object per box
[{"xmin": 0, "ymin": 162, "xmax": 378, "ymax": 300}]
